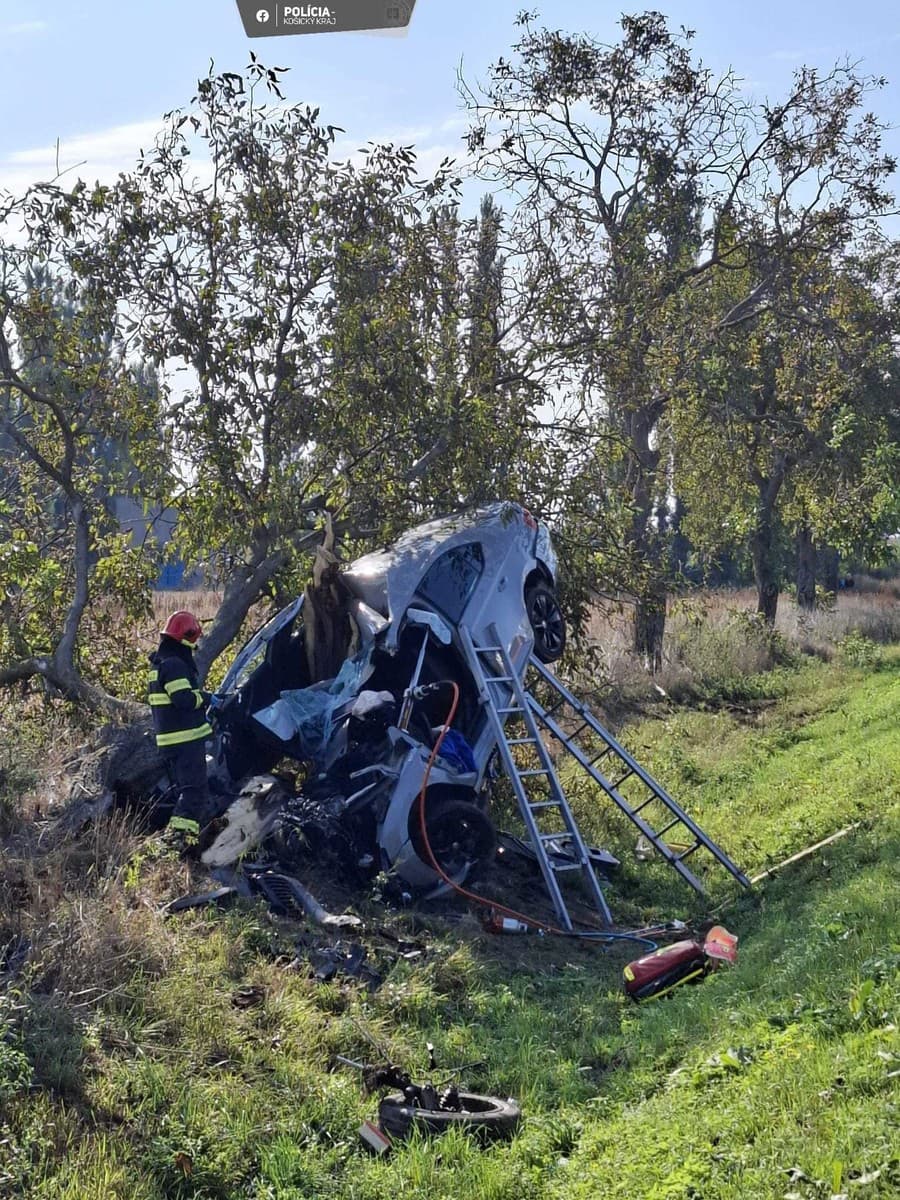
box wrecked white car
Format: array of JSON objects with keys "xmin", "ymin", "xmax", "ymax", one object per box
[{"xmin": 207, "ymin": 502, "xmax": 564, "ymax": 893}]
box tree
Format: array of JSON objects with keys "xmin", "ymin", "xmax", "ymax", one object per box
[
  {"xmin": 672, "ymin": 244, "xmax": 900, "ymax": 621},
  {"xmin": 0, "ymin": 252, "xmax": 164, "ymax": 712},
  {"xmin": 79, "ymin": 61, "xmax": 466, "ymax": 677},
  {"xmin": 462, "ymin": 11, "xmax": 896, "ymax": 665}
]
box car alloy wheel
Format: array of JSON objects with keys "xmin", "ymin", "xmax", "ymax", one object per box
[{"xmin": 525, "ymin": 581, "xmax": 566, "ymax": 663}]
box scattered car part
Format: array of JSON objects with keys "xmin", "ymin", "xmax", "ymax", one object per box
[
  {"xmin": 624, "ymin": 924, "xmax": 739, "ymax": 1002},
  {"xmin": 231, "ymin": 984, "xmax": 265, "ymax": 1009},
  {"xmin": 247, "ymin": 869, "xmax": 362, "ymax": 928},
  {"xmin": 164, "ymin": 887, "xmax": 238, "ymax": 914},
  {"xmin": 200, "ymin": 775, "xmax": 287, "ymax": 868},
  {"xmin": 377, "ymin": 1091, "xmax": 521, "ymax": 1142},
  {"xmin": 306, "ymin": 941, "xmax": 381, "ymax": 991},
  {"xmin": 497, "ymin": 831, "xmax": 620, "ymax": 875},
  {"xmin": 340, "ymin": 1054, "xmax": 520, "ymax": 1143},
  {"xmin": 358, "ymin": 1119, "xmax": 392, "ymax": 1155}
]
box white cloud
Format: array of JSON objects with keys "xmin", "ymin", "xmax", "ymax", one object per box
[
  {"xmin": 0, "ymin": 111, "xmax": 472, "ymax": 218},
  {"xmin": 0, "ymin": 119, "xmax": 162, "ymax": 195},
  {"xmin": 331, "ymin": 113, "xmax": 469, "ymax": 177},
  {"xmin": 2, "ymin": 19, "xmax": 48, "ymax": 36}
]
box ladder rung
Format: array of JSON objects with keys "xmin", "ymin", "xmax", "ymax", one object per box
[
  {"xmin": 611, "ymin": 769, "xmax": 634, "ymax": 789},
  {"xmin": 496, "ymin": 706, "xmax": 522, "ymax": 715},
  {"xmin": 507, "ymin": 738, "xmax": 536, "ymax": 746},
  {"xmin": 631, "ymin": 794, "xmax": 658, "ymax": 816},
  {"xmin": 538, "ymin": 832, "xmax": 571, "ymax": 843},
  {"xmin": 551, "ymin": 861, "xmax": 584, "ymax": 872},
  {"xmin": 590, "ymin": 747, "xmax": 613, "ymax": 766},
  {"xmin": 485, "ymin": 675, "xmax": 514, "ymax": 684},
  {"xmin": 676, "ymin": 841, "xmax": 701, "ymax": 862},
  {"xmin": 528, "ymin": 801, "xmax": 559, "ymax": 811},
  {"xmin": 477, "ymin": 645, "xmax": 504, "ymax": 654},
  {"xmin": 656, "ymin": 817, "xmax": 682, "ymax": 837},
  {"xmin": 518, "ymin": 768, "xmax": 549, "ymax": 778}
]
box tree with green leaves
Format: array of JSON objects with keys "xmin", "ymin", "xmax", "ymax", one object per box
[
  {"xmin": 0, "ymin": 255, "xmax": 165, "ymax": 711},
  {"xmin": 462, "ymin": 10, "xmax": 896, "ymax": 666},
  {"xmin": 672, "ymin": 245, "xmax": 900, "ymax": 621},
  {"xmin": 81, "ymin": 60, "xmax": 466, "ymax": 677}
]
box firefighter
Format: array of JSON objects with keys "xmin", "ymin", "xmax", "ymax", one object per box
[{"xmin": 148, "ymin": 610, "xmax": 215, "ymax": 847}]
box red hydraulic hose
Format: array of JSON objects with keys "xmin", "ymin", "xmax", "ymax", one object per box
[
  {"xmin": 414, "ymin": 681, "xmax": 581, "ymax": 937},
  {"xmin": 414, "ymin": 681, "xmax": 659, "ymax": 950}
]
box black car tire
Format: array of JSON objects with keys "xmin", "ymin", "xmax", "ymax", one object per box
[
  {"xmin": 525, "ymin": 581, "xmax": 566, "ymax": 663},
  {"xmin": 410, "ymin": 797, "xmax": 497, "ymax": 878},
  {"xmin": 378, "ymin": 1092, "xmax": 521, "ymax": 1142}
]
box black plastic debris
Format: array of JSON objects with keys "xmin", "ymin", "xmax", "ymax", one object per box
[
  {"xmin": 306, "ymin": 941, "xmax": 382, "ymax": 992},
  {"xmin": 164, "ymin": 887, "xmax": 238, "ymax": 914},
  {"xmin": 248, "ymin": 869, "xmax": 362, "ymax": 928},
  {"xmin": 498, "ymin": 830, "xmax": 620, "ymax": 874}
]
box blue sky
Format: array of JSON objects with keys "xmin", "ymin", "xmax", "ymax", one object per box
[{"xmin": 1, "ymin": 0, "xmax": 899, "ymax": 194}]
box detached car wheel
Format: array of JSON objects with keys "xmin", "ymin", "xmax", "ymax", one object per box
[
  {"xmin": 525, "ymin": 581, "xmax": 566, "ymax": 663},
  {"xmin": 378, "ymin": 1092, "xmax": 521, "ymax": 1142}
]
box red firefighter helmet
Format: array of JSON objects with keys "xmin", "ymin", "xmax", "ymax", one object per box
[{"xmin": 162, "ymin": 610, "xmax": 203, "ymax": 646}]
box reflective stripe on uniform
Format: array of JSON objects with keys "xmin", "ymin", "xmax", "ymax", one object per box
[
  {"xmin": 148, "ymin": 669, "xmax": 159, "ymax": 682},
  {"xmin": 149, "ymin": 693, "xmax": 173, "ymax": 706},
  {"xmin": 155, "ymin": 723, "xmax": 212, "ymax": 747},
  {"xmin": 165, "ymin": 677, "xmax": 192, "ymax": 696}
]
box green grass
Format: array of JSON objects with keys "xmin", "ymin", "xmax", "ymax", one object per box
[{"xmin": 1, "ymin": 653, "xmax": 898, "ymax": 1198}]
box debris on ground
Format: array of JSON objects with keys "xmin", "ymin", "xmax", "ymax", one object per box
[
  {"xmin": 231, "ymin": 984, "xmax": 266, "ymax": 1009},
  {"xmin": 358, "ymin": 1119, "xmax": 392, "ymax": 1155},
  {"xmin": 339, "ymin": 1053, "xmax": 520, "ymax": 1145},
  {"xmin": 301, "ymin": 940, "xmax": 382, "ymax": 991},
  {"xmin": 164, "ymin": 886, "xmax": 238, "ymax": 914},
  {"xmin": 623, "ymin": 924, "xmax": 738, "ymax": 1002},
  {"xmin": 248, "ymin": 869, "xmax": 362, "ymax": 927},
  {"xmin": 199, "ymin": 775, "xmax": 287, "ymax": 867},
  {"xmin": 377, "ymin": 1089, "xmax": 521, "ymax": 1142}
]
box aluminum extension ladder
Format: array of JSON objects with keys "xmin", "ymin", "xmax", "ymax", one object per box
[
  {"xmin": 525, "ymin": 656, "xmax": 751, "ymax": 895},
  {"xmin": 460, "ymin": 627, "xmax": 750, "ymax": 931},
  {"xmin": 460, "ymin": 626, "xmax": 614, "ymax": 929}
]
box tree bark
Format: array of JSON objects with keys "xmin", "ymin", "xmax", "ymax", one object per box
[
  {"xmin": 669, "ymin": 495, "xmax": 692, "ymax": 580},
  {"xmin": 819, "ymin": 544, "xmax": 840, "ymax": 594},
  {"xmin": 751, "ymin": 506, "xmax": 780, "ymax": 624},
  {"xmin": 634, "ymin": 581, "xmax": 667, "ymax": 673},
  {"xmin": 624, "ymin": 403, "xmax": 667, "ymax": 669},
  {"xmin": 795, "ymin": 524, "xmax": 816, "ymax": 611},
  {"xmin": 750, "ymin": 461, "xmax": 788, "ymax": 625},
  {"xmin": 195, "ymin": 529, "xmax": 321, "ymax": 682}
]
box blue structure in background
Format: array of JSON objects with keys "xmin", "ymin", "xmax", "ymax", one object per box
[
  {"xmin": 157, "ymin": 561, "xmax": 187, "ymax": 589},
  {"xmin": 108, "ymin": 497, "xmax": 198, "ymax": 590}
]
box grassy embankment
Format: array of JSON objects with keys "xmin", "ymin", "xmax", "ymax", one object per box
[{"xmin": 0, "ymin": 632, "xmax": 898, "ymax": 1198}]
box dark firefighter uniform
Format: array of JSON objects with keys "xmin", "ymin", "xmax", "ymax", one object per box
[{"xmin": 148, "ymin": 613, "xmax": 214, "ymax": 836}]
